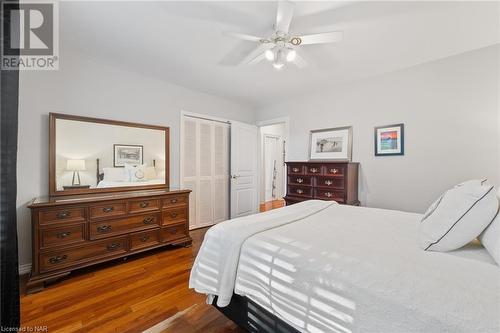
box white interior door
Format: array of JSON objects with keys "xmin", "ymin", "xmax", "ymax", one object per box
[
  {"xmin": 181, "ymin": 116, "xmax": 230, "ymax": 229},
  {"xmin": 230, "ymin": 121, "xmax": 258, "ymax": 218}
]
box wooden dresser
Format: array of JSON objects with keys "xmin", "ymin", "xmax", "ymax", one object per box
[
  {"xmin": 284, "ymin": 161, "xmax": 359, "ymax": 206},
  {"xmin": 27, "ymin": 188, "xmax": 191, "ymax": 293}
]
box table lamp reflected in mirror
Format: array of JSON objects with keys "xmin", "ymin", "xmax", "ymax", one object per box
[{"xmin": 64, "ymin": 159, "xmax": 90, "ymax": 189}]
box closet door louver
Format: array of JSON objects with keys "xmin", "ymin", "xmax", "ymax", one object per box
[{"xmin": 181, "ymin": 117, "xmax": 229, "ymax": 229}]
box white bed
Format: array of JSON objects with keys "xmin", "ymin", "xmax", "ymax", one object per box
[{"xmin": 190, "ymin": 201, "xmax": 500, "ymax": 333}]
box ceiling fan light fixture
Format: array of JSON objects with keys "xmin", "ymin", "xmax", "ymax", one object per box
[
  {"xmin": 286, "ymin": 49, "xmax": 296, "ymax": 62},
  {"xmin": 265, "ymin": 49, "xmax": 275, "ymax": 61},
  {"xmin": 272, "ymin": 62, "xmax": 284, "ymax": 70}
]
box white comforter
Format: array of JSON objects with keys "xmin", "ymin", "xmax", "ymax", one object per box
[{"xmin": 190, "ymin": 201, "xmax": 500, "ymax": 333}]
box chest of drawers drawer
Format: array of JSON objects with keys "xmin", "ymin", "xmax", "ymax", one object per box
[
  {"xmin": 288, "ymin": 175, "xmax": 312, "ymax": 186},
  {"xmin": 161, "ymin": 223, "xmax": 188, "ymax": 243},
  {"xmin": 162, "ymin": 194, "xmax": 188, "ymax": 208},
  {"xmin": 130, "ymin": 229, "xmax": 160, "ymax": 251},
  {"xmin": 39, "ymin": 236, "xmax": 128, "ymax": 273},
  {"xmin": 162, "ymin": 207, "xmax": 188, "ymax": 226},
  {"xmin": 90, "ymin": 213, "xmax": 160, "ymax": 240},
  {"xmin": 40, "ymin": 223, "xmax": 86, "ymax": 249},
  {"xmin": 314, "ymin": 189, "xmax": 345, "ymax": 203},
  {"xmin": 129, "ymin": 198, "xmax": 160, "ymax": 214},
  {"xmin": 90, "ymin": 202, "xmax": 127, "ymax": 220},
  {"xmin": 39, "ymin": 207, "xmax": 85, "ymax": 225},
  {"xmin": 288, "ymin": 185, "xmax": 313, "ymax": 197},
  {"xmin": 315, "ymin": 176, "xmax": 344, "ymax": 189}
]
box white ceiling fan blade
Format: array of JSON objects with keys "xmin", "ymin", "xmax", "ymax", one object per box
[
  {"xmin": 240, "ymin": 43, "xmax": 274, "ymax": 65},
  {"xmin": 296, "ymin": 31, "xmax": 343, "ymax": 45},
  {"xmin": 293, "ymin": 52, "xmax": 308, "ymax": 68},
  {"xmin": 224, "ymin": 31, "xmax": 265, "ymax": 43},
  {"xmin": 275, "ymin": 1, "xmax": 294, "ymax": 33}
]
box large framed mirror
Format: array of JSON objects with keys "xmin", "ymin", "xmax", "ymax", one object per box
[{"xmin": 49, "ymin": 113, "xmax": 169, "ymax": 196}]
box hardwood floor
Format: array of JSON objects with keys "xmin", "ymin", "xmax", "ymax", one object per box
[
  {"xmin": 20, "ymin": 228, "xmax": 244, "ymax": 333},
  {"xmin": 259, "ymin": 199, "xmax": 285, "ymax": 212}
]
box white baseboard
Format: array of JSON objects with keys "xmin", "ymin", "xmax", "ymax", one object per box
[{"xmin": 19, "ymin": 263, "xmax": 32, "ymax": 275}]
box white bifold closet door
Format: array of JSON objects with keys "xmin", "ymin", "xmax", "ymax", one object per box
[{"xmin": 181, "ymin": 117, "xmax": 230, "ymax": 229}]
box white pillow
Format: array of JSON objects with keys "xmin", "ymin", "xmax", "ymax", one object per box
[
  {"xmin": 125, "ymin": 164, "xmax": 148, "ymax": 182},
  {"xmin": 419, "ymin": 183, "xmax": 498, "ymax": 252},
  {"xmin": 479, "ymin": 189, "xmax": 500, "ymax": 265},
  {"xmin": 103, "ymin": 167, "xmax": 128, "ymax": 182}
]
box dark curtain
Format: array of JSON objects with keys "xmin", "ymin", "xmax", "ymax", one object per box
[{"xmin": 0, "ymin": 0, "xmax": 21, "ymax": 329}]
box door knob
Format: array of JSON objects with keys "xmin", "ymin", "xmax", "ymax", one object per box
[{"xmin": 231, "ymin": 175, "xmax": 240, "ymax": 179}]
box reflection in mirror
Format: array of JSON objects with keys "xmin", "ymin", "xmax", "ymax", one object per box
[{"xmin": 55, "ymin": 118, "xmax": 166, "ymax": 191}]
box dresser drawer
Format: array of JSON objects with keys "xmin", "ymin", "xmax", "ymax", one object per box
[
  {"xmin": 288, "ymin": 175, "xmax": 312, "ymax": 186},
  {"xmin": 129, "ymin": 199, "xmax": 160, "ymax": 214},
  {"xmin": 306, "ymin": 165, "xmax": 322, "ymax": 175},
  {"xmin": 162, "ymin": 194, "xmax": 188, "ymax": 208},
  {"xmin": 39, "ymin": 207, "xmax": 85, "ymax": 225},
  {"xmin": 39, "ymin": 236, "xmax": 128, "ymax": 273},
  {"xmin": 314, "ymin": 189, "xmax": 345, "ymax": 203},
  {"xmin": 315, "ymin": 176, "xmax": 344, "ymax": 189},
  {"xmin": 90, "ymin": 213, "xmax": 160, "ymax": 240},
  {"xmin": 90, "ymin": 202, "xmax": 127, "ymax": 220},
  {"xmin": 162, "ymin": 207, "xmax": 188, "ymax": 226},
  {"xmin": 161, "ymin": 223, "xmax": 188, "ymax": 243},
  {"xmin": 288, "ymin": 163, "xmax": 306, "ymax": 175},
  {"xmin": 323, "ymin": 165, "xmax": 345, "ymax": 176},
  {"xmin": 40, "ymin": 223, "xmax": 86, "ymax": 249},
  {"xmin": 130, "ymin": 229, "xmax": 160, "ymax": 251},
  {"xmin": 288, "ymin": 185, "xmax": 313, "ymax": 198}
]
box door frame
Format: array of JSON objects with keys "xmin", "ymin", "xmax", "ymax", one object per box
[
  {"xmin": 180, "ymin": 110, "xmax": 233, "ymax": 229},
  {"xmin": 262, "ymin": 133, "xmax": 281, "ymax": 202},
  {"xmin": 256, "ymin": 117, "xmax": 290, "ymax": 205}
]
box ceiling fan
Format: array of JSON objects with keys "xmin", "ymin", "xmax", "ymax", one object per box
[{"xmin": 224, "ymin": 1, "xmax": 343, "ymax": 70}]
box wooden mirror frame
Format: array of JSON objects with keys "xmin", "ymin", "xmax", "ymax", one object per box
[{"xmin": 49, "ymin": 113, "xmax": 170, "ymax": 196}]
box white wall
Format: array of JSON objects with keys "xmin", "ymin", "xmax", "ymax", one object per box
[
  {"xmin": 257, "ymin": 45, "xmax": 500, "ymax": 213},
  {"xmin": 17, "ymin": 50, "xmax": 255, "ymax": 268}
]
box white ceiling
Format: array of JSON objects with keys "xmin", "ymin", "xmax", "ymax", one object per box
[{"xmin": 60, "ymin": 1, "xmax": 500, "ymax": 107}]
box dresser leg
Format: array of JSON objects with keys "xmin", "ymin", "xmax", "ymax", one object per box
[
  {"xmin": 184, "ymin": 240, "xmax": 193, "ymax": 248},
  {"xmin": 26, "ymin": 279, "xmax": 45, "ymax": 294}
]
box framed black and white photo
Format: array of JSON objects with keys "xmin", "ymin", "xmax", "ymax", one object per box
[
  {"xmin": 113, "ymin": 144, "xmax": 143, "ymax": 167},
  {"xmin": 309, "ymin": 126, "xmax": 353, "ymax": 161},
  {"xmin": 374, "ymin": 123, "xmax": 404, "ymax": 156}
]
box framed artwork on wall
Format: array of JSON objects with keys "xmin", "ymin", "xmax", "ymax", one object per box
[
  {"xmin": 309, "ymin": 126, "xmax": 353, "ymax": 161},
  {"xmin": 114, "ymin": 144, "xmax": 144, "ymax": 166},
  {"xmin": 374, "ymin": 123, "xmax": 404, "ymax": 156}
]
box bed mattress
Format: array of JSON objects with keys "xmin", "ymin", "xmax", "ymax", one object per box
[{"xmin": 233, "ymin": 204, "xmax": 499, "ymax": 333}]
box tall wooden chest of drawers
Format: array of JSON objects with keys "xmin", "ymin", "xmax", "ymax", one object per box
[
  {"xmin": 284, "ymin": 161, "xmax": 359, "ymax": 206},
  {"xmin": 27, "ymin": 188, "xmax": 191, "ymax": 293}
]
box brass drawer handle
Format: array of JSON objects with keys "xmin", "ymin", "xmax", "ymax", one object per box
[
  {"xmin": 140, "ymin": 235, "xmax": 150, "ymax": 242},
  {"xmin": 56, "ymin": 232, "xmax": 72, "ymax": 239},
  {"xmin": 296, "ymin": 178, "xmax": 303, "ymax": 184},
  {"xmin": 170, "ymin": 198, "xmax": 178, "ymax": 204},
  {"xmin": 310, "ymin": 167, "xmax": 318, "ymax": 173},
  {"xmin": 325, "ymin": 180, "xmax": 333, "ymax": 186},
  {"xmin": 292, "ymin": 167, "xmax": 299, "ymax": 172},
  {"xmin": 330, "ymin": 168, "xmax": 339, "ymax": 174},
  {"xmin": 56, "ymin": 210, "xmax": 71, "ymax": 219},
  {"xmin": 49, "ymin": 255, "xmax": 67, "ymax": 264},
  {"xmin": 139, "ymin": 201, "xmax": 150, "ymax": 208},
  {"xmin": 102, "ymin": 206, "xmax": 114, "ymax": 213},
  {"xmin": 325, "ymin": 192, "xmax": 333, "ymax": 198},
  {"xmin": 296, "ymin": 189, "xmax": 304, "ymax": 194},
  {"xmin": 170, "ymin": 212, "xmax": 178, "ymax": 219},
  {"xmin": 107, "ymin": 242, "xmax": 121, "ymax": 251},
  {"xmin": 170, "ymin": 228, "xmax": 178, "ymax": 234},
  {"xmin": 97, "ymin": 225, "xmax": 112, "ymax": 233},
  {"xmin": 143, "ymin": 217, "xmax": 155, "ymax": 225}
]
